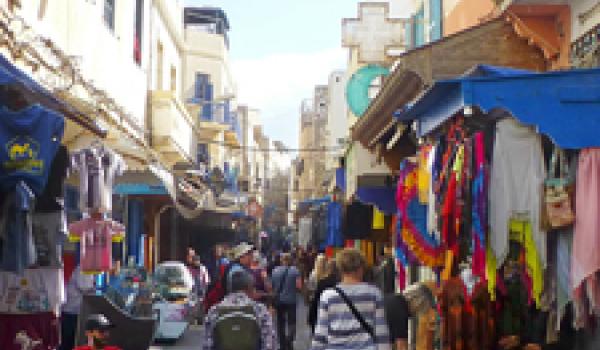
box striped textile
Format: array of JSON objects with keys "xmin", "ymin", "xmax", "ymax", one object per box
[{"xmin": 311, "ymin": 283, "xmax": 391, "ymax": 350}]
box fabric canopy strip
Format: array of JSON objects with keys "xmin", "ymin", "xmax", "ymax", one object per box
[{"xmin": 396, "ymin": 65, "xmax": 600, "ymax": 149}]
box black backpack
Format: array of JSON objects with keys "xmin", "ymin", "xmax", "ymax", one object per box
[{"xmin": 213, "ymin": 304, "xmax": 260, "ymax": 350}]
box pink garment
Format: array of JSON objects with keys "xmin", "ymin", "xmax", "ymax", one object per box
[
  {"xmin": 571, "ymin": 148, "xmax": 600, "ymax": 292},
  {"xmin": 68, "ymin": 218, "xmax": 125, "ymax": 274}
]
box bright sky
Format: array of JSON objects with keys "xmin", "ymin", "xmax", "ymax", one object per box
[{"xmin": 185, "ymin": 0, "xmax": 411, "ymax": 148}]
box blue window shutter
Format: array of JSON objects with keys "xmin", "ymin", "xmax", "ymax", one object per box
[
  {"xmin": 195, "ymin": 73, "xmax": 209, "ymax": 99},
  {"xmin": 415, "ymin": 6, "xmax": 425, "ymax": 47},
  {"xmin": 201, "ymin": 83, "xmax": 213, "ymax": 121},
  {"xmin": 430, "ymin": 0, "xmax": 442, "ymax": 41}
]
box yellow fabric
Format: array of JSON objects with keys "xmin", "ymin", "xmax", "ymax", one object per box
[
  {"xmin": 509, "ymin": 218, "xmax": 544, "ymax": 306},
  {"xmin": 372, "ymin": 207, "xmax": 385, "ymax": 229},
  {"xmin": 486, "ymin": 243, "xmax": 497, "ymax": 301},
  {"xmin": 452, "ymin": 144, "xmax": 465, "ymax": 181},
  {"xmin": 441, "ymin": 250, "xmax": 454, "ymax": 282},
  {"xmin": 417, "ymin": 146, "xmax": 431, "ymax": 204}
]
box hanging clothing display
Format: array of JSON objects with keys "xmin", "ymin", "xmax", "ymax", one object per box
[
  {"xmin": 35, "ymin": 145, "xmax": 68, "ymax": 212},
  {"xmin": 0, "ymin": 268, "xmax": 65, "ymax": 314},
  {"xmin": 298, "ymin": 217, "xmax": 312, "ymax": 249},
  {"xmin": 0, "ymin": 104, "xmax": 65, "ymax": 195},
  {"xmin": 326, "ymin": 201, "xmax": 343, "ymax": 247},
  {"xmin": 68, "ymin": 217, "xmax": 125, "ymax": 274},
  {"xmin": 31, "ymin": 211, "xmax": 67, "ymax": 268},
  {"xmin": 490, "ymin": 118, "xmax": 546, "ymax": 271},
  {"xmin": 372, "ymin": 207, "xmax": 385, "ymax": 229},
  {"xmin": 344, "ymin": 200, "xmax": 373, "ymax": 239},
  {"xmin": 0, "ymin": 312, "xmax": 59, "ymax": 350},
  {"xmin": 71, "ymin": 145, "xmax": 126, "ymax": 213},
  {"xmin": 471, "ymin": 132, "xmax": 487, "ymax": 281},
  {"xmin": 571, "ymin": 148, "xmax": 600, "ymax": 293},
  {"xmin": 0, "ymin": 181, "xmax": 36, "ymax": 275},
  {"xmin": 396, "ymin": 159, "xmax": 444, "ymax": 269}
]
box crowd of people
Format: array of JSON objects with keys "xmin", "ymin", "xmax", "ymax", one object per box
[
  {"xmin": 55, "ymin": 242, "xmax": 407, "ymax": 350},
  {"xmin": 198, "ymin": 242, "xmax": 409, "ymax": 350}
]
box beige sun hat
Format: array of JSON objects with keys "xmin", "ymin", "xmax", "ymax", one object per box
[{"xmin": 232, "ymin": 242, "xmax": 254, "ymax": 260}]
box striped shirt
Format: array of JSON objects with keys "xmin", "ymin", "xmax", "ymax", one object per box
[{"xmin": 311, "ymin": 283, "xmax": 391, "ymax": 350}]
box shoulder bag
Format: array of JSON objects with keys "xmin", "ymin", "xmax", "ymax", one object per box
[{"xmin": 333, "ymin": 286, "xmax": 375, "ymax": 340}]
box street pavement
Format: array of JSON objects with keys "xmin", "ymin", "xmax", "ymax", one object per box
[{"xmin": 150, "ymin": 297, "xmax": 312, "ymax": 350}]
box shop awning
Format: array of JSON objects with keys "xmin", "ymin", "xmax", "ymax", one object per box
[
  {"xmin": 395, "ymin": 66, "xmax": 600, "ymax": 149},
  {"xmin": 356, "ymin": 186, "xmax": 396, "ymax": 216}
]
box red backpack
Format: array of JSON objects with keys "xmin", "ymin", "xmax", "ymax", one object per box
[{"xmin": 204, "ymin": 263, "xmax": 234, "ymax": 312}]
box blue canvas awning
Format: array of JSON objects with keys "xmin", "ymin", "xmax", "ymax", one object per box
[
  {"xmin": 0, "ymin": 54, "xmax": 105, "ymax": 136},
  {"xmin": 395, "ymin": 65, "xmax": 600, "ymax": 149},
  {"xmin": 356, "ymin": 186, "xmax": 396, "ymax": 216}
]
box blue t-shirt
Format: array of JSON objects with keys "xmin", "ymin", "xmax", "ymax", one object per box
[
  {"xmin": 0, "ymin": 181, "xmax": 36, "ymax": 274},
  {"xmin": 0, "ymin": 104, "xmax": 64, "ymax": 194},
  {"xmin": 271, "ymin": 265, "xmax": 300, "ymax": 305}
]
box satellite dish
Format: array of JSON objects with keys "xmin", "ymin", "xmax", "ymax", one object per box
[{"xmin": 345, "ymin": 64, "xmax": 390, "ymax": 117}]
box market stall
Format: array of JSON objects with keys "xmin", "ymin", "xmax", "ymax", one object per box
[{"xmin": 392, "ymin": 65, "xmax": 600, "ymax": 350}]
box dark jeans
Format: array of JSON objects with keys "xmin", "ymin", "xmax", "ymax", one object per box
[
  {"xmin": 276, "ymin": 303, "xmax": 297, "ymax": 350},
  {"xmin": 59, "ymin": 312, "xmax": 79, "ymax": 350}
]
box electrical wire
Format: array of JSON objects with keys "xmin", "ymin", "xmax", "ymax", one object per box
[{"xmin": 197, "ymin": 137, "xmax": 344, "ymax": 153}]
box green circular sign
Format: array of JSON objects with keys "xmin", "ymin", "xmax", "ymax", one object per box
[{"xmin": 346, "ymin": 64, "xmax": 390, "ymax": 117}]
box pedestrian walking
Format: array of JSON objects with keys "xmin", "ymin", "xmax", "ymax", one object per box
[
  {"xmin": 203, "ymin": 270, "xmax": 277, "ymax": 350},
  {"xmin": 59, "ymin": 265, "xmax": 95, "ymax": 350},
  {"xmin": 311, "ymin": 248, "xmax": 390, "ymax": 350},
  {"xmin": 271, "ymin": 252, "xmax": 302, "ymax": 350},
  {"xmin": 204, "ymin": 242, "xmax": 256, "ymax": 311},
  {"xmin": 308, "ymin": 259, "xmax": 339, "ymax": 333},
  {"xmin": 251, "ymin": 250, "xmax": 272, "ymax": 305},
  {"xmin": 73, "ymin": 314, "xmax": 121, "ymax": 350},
  {"xmin": 307, "ymin": 254, "xmax": 327, "ymax": 301},
  {"xmin": 384, "ymin": 293, "xmax": 409, "ymax": 350}
]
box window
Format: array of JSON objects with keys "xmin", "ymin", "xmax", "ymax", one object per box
[
  {"xmin": 429, "ymin": 0, "xmax": 442, "ymax": 41},
  {"xmin": 197, "ymin": 144, "xmax": 209, "ymax": 164},
  {"xmin": 134, "ymin": 0, "xmax": 143, "ymax": 65},
  {"xmin": 104, "ymin": 0, "xmax": 115, "ymax": 31},
  {"xmin": 194, "ymin": 73, "xmax": 209, "ymax": 99},
  {"xmin": 170, "ymin": 66, "xmax": 177, "ymax": 92},
  {"xmin": 195, "ymin": 73, "xmax": 213, "ymax": 121}
]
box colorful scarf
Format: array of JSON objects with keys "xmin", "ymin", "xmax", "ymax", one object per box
[
  {"xmin": 396, "ymin": 159, "xmax": 445, "ymax": 268},
  {"xmin": 471, "ymin": 132, "xmax": 487, "ymax": 280}
]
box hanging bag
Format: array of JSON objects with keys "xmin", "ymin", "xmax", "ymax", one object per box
[{"xmin": 544, "ymin": 148, "xmax": 575, "ymax": 229}]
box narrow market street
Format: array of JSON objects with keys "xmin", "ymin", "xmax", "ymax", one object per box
[{"xmin": 1, "ymin": 1, "xmax": 600, "ymax": 350}]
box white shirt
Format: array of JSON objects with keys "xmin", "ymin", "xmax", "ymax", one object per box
[
  {"xmin": 62, "ymin": 266, "xmax": 95, "ymax": 314},
  {"xmin": 489, "ymin": 118, "xmax": 546, "ymax": 267}
]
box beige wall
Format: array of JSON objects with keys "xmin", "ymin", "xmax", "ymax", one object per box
[
  {"xmin": 16, "ymin": 0, "xmax": 149, "ymax": 131},
  {"xmin": 183, "ymin": 28, "xmax": 236, "ymax": 101}
]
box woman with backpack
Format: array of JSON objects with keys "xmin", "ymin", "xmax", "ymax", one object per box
[{"xmin": 311, "ymin": 248, "xmax": 391, "ymax": 350}]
